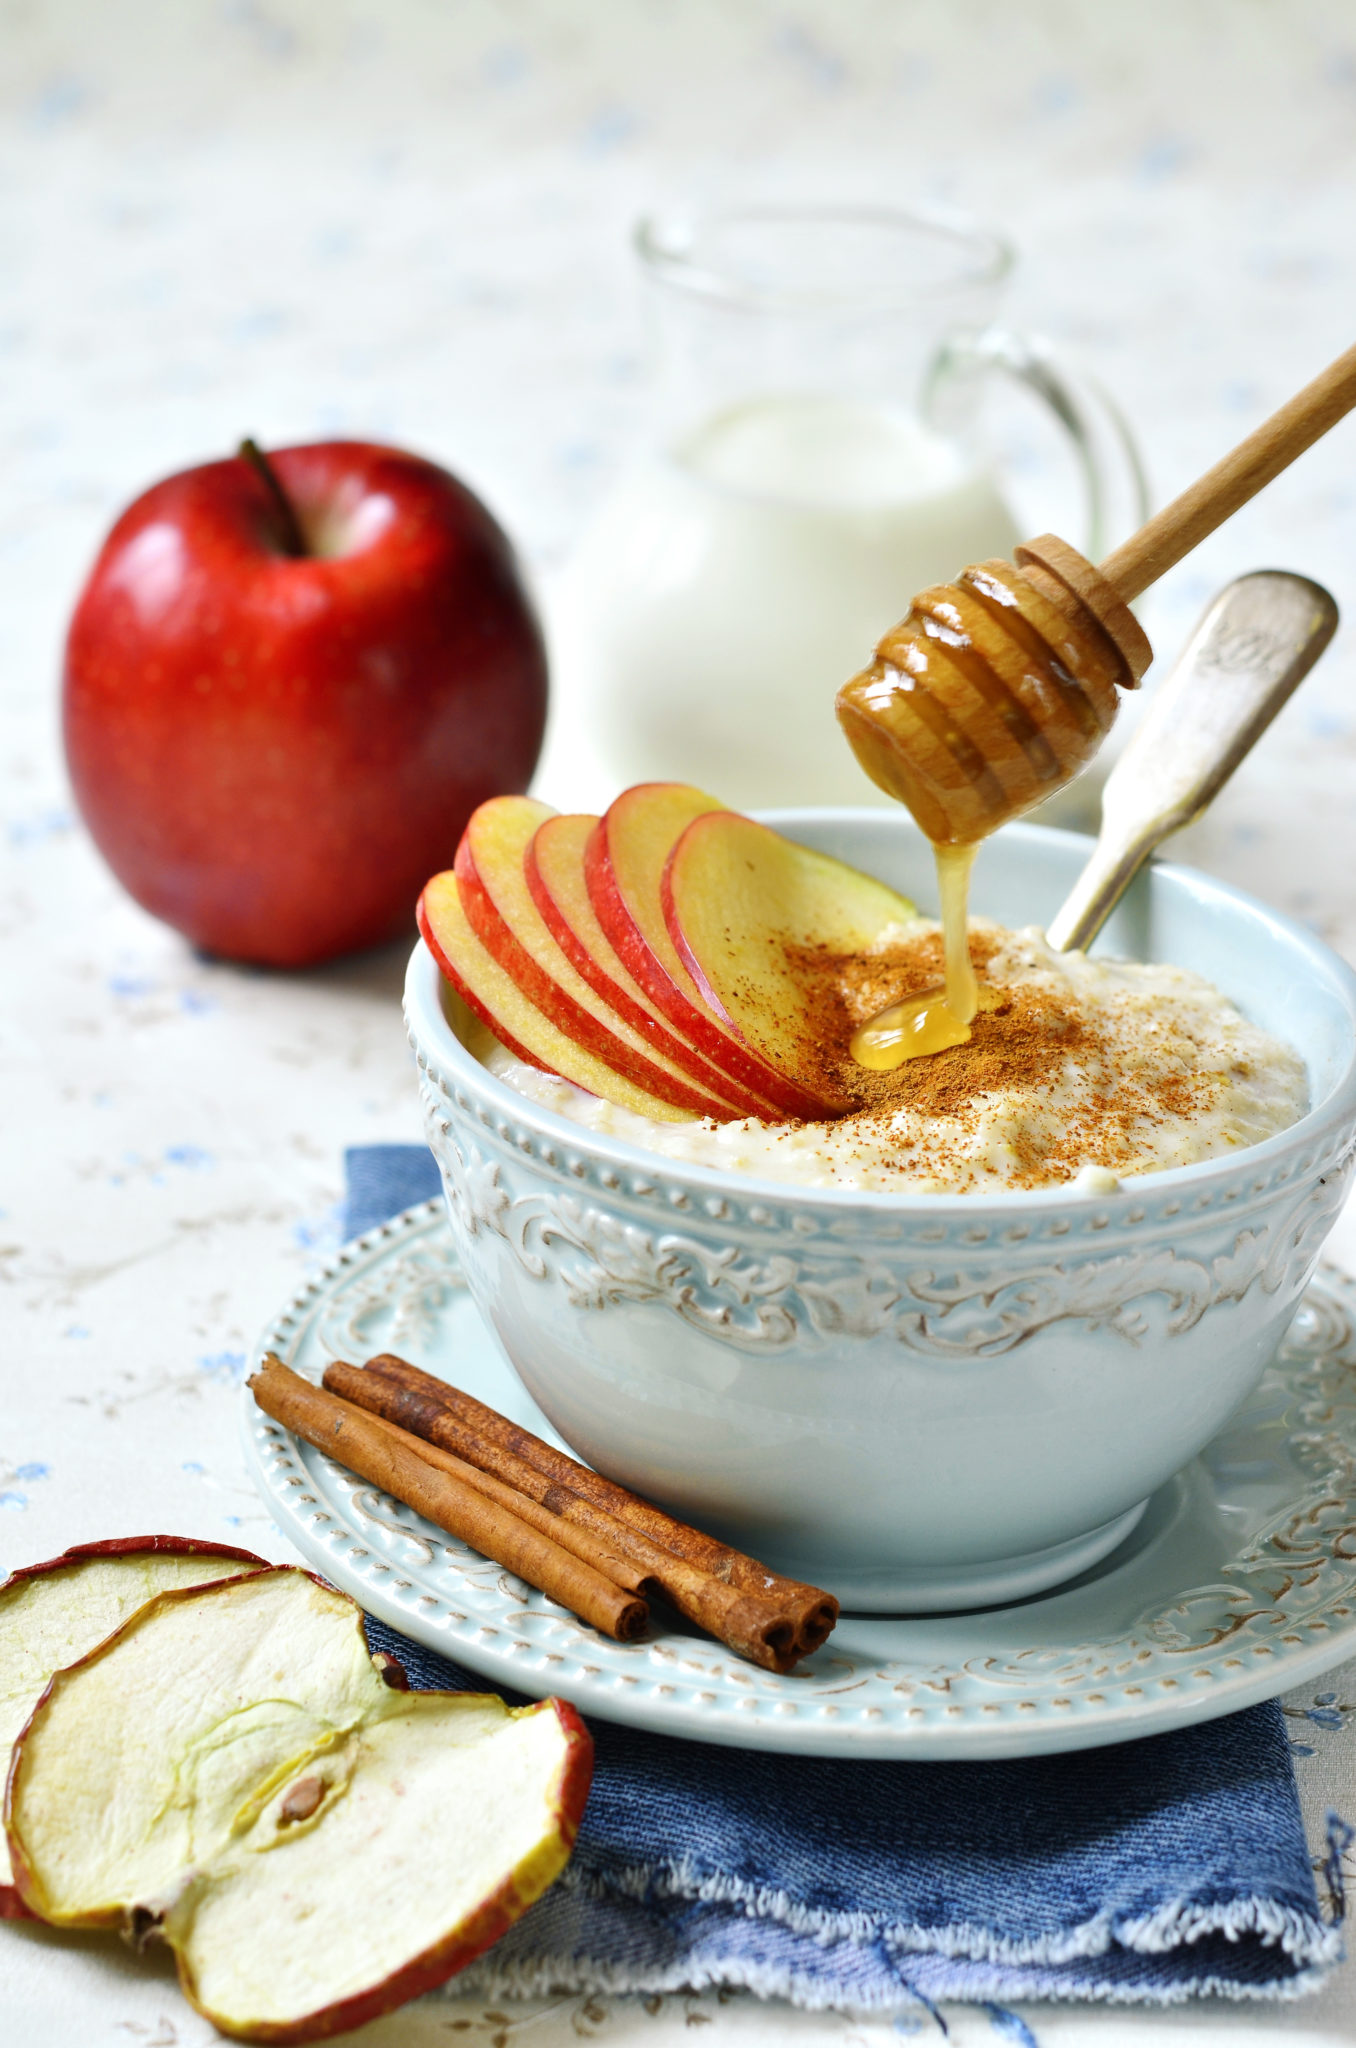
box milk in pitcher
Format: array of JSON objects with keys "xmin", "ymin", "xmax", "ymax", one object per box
[
  {"xmin": 548, "ymin": 204, "xmax": 1144, "ymax": 813},
  {"xmin": 556, "ymin": 393, "xmax": 1021, "ymax": 809}
]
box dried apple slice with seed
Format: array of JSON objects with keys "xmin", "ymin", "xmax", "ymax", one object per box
[
  {"xmin": 6, "ymin": 1566, "xmax": 592, "ymax": 2043},
  {"xmin": 0, "ymin": 1537, "xmax": 267, "ymax": 1917}
]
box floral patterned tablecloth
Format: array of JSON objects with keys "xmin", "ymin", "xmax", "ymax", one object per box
[{"xmin": 3, "ymin": 4, "xmax": 1355, "ymax": 2042}]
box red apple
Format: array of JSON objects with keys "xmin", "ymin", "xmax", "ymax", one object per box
[{"xmin": 63, "ymin": 441, "xmax": 548, "ymax": 967}]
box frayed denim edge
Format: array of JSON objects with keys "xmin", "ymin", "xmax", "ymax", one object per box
[
  {"xmin": 556, "ymin": 1854, "xmax": 1344, "ymax": 1969},
  {"xmin": 447, "ymin": 1855, "xmax": 1341, "ymax": 2010},
  {"xmin": 449, "ymin": 1950, "xmax": 1335, "ymax": 2012}
]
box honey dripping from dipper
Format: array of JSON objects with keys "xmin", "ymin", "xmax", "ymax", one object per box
[
  {"xmin": 838, "ymin": 540, "xmax": 1151, "ymax": 1070},
  {"xmin": 850, "ymin": 842, "xmax": 1000, "ymax": 1068}
]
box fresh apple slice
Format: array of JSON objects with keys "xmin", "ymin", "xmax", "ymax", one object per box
[
  {"xmin": 585, "ymin": 784, "xmax": 835, "ymax": 1119},
  {"xmin": 419, "ymin": 869, "xmax": 704, "ymax": 1124},
  {"xmin": 664, "ymin": 810, "xmax": 921, "ymax": 1100},
  {"xmin": 0, "ymin": 1536, "xmax": 266, "ymax": 1918},
  {"xmin": 526, "ymin": 811, "xmax": 781, "ymax": 1119},
  {"xmin": 456, "ymin": 796, "xmax": 741, "ymax": 1119},
  {"xmin": 7, "ymin": 1567, "xmax": 592, "ymax": 2042}
]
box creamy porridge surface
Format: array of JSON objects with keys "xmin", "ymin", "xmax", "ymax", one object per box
[{"xmin": 473, "ymin": 919, "xmax": 1308, "ymax": 1195}]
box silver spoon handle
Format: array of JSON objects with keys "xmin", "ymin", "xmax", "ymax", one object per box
[{"xmin": 1046, "ymin": 570, "xmax": 1338, "ymax": 953}]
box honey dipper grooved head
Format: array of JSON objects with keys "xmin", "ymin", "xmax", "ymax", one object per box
[
  {"xmin": 1014, "ymin": 534, "xmax": 1153, "ymax": 689},
  {"xmin": 835, "ymin": 533, "xmax": 1153, "ymax": 846}
]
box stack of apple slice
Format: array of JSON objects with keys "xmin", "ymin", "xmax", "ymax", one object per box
[{"xmin": 419, "ymin": 782, "xmax": 919, "ymax": 1123}]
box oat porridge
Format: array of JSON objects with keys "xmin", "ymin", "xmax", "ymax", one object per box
[{"xmin": 470, "ymin": 916, "xmax": 1307, "ymax": 1195}]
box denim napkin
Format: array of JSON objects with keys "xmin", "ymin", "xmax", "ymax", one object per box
[{"xmin": 344, "ymin": 1144, "xmax": 1344, "ymax": 2010}]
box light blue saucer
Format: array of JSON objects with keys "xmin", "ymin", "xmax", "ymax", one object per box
[{"xmin": 242, "ymin": 1201, "xmax": 1356, "ymax": 1760}]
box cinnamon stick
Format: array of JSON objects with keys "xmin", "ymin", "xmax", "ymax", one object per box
[
  {"xmin": 356, "ymin": 1402, "xmax": 651, "ymax": 1593},
  {"xmin": 249, "ymin": 1356, "xmax": 648, "ymax": 1642},
  {"xmin": 325, "ymin": 1355, "xmax": 838, "ymax": 1670},
  {"xmin": 365, "ymin": 1351, "xmax": 836, "ymax": 1636}
]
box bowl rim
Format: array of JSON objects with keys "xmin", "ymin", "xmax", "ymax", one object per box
[{"xmin": 405, "ymin": 813, "xmax": 1356, "ymax": 1218}]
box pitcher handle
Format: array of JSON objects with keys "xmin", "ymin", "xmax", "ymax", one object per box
[{"xmin": 927, "ymin": 328, "xmax": 1150, "ymax": 561}]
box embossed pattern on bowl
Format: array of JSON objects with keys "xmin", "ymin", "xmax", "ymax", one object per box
[{"xmin": 404, "ymin": 814, "xmax": 1356, "ymax": 1609}]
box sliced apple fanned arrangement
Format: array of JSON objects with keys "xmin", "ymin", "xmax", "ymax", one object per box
[
  {"xmin": 419, "ymin": 782, "xmax": 920, "ymax": 1122},
  {"xmin": 2, "ymin": 1547, "xmax": 592, "ymax": 2042}
]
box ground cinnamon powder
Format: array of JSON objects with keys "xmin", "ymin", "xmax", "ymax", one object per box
[{"xmin": 758, "ymin": 925, "xmax": 1215, "ymax": 1190}]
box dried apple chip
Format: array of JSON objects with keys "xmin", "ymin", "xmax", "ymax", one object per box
[
  {"xmin": 0, "ymin": 1536, "xmax": 266, "ymax": 1915},
  {"xmin": 6, "ymin": 1566, "xmax": 592, "ymax": 2042}
]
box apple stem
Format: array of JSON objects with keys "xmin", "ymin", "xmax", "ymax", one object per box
[{"xmin": 238, "ymin": 438, "xmax": 308, "ymax": 558}]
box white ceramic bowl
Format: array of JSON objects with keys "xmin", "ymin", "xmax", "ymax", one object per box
[{"xmin": 405, "ymin": 812, "xmax": 1356, "ymax": 1611}]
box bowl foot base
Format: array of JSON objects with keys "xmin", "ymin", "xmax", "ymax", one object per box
[{"xmin": 783, "ymin": 1498, "xmax": 1150, "ymax": 1615}]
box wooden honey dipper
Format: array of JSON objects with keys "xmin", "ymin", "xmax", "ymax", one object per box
[{"xmin": 837, "ymin": 340, "xmax": 1356, "ymax": 1067}]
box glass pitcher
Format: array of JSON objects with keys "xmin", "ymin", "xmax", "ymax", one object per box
[{"xmin": 551, "ymin": 203, "xmax": 1148, "ymax": 810}]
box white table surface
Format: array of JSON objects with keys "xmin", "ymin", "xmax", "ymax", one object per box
[{"xmin": 3, "ymin": 4, "xmax": 1356, "ymax": 2043}]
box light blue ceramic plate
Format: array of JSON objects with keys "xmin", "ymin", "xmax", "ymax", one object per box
[{"xmin": 242, "ymin": 1200, "xmax": 1356, "ymax": 1760}]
